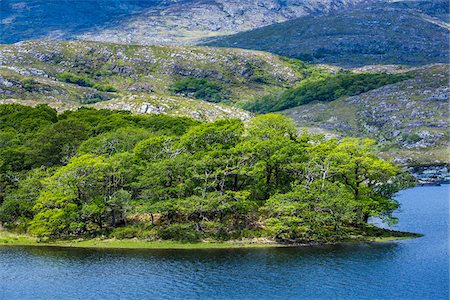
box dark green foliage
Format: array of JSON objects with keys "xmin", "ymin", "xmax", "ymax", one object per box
[
  {"xmin": 294, "ymin": 53, "xmax": 314, "ymax": 62},
  {"xmin": 171, "ymin": 78, "xmax": 229, "ymax": 103},
  {"xmin": 131, "ymin": 114, "xmax": 200, "ymax": 136},
  {"xmin": 0, "ymin": 104, "xmax": 407, "ymax": 242},
  {"xmin": 246, "ymin": 73, "xmax": 412, "ymax": 113},
  {"xmin": 157, "ymin": 224, "xmax": 201, "ymax": 242},
  {"xmin": 81, "ymin": 98, "xmax": 104, "ymax": 104},
  {"xmin": 57, "ymin": 72, "xmax": 117, "ymax": 92},
  {"xmin": 22, "ymin": 78, "xmax": 41, "ymax": 92},
  {"xmin": 0, "ymin": 168, "xmax": 50, "ymax": 230},
  {"xmin": 0, "ymin": 104, "xmax": 196, "ymax": 205},
  {"xmin": 0, "ymin": 104, "xmax": 58, "ymax": 133}
]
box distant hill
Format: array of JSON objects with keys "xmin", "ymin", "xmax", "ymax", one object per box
[
  {"xmin": 0, "ymin": 0, "xmax": 162, "ymax": 43},
  {"xmin": 281, "ymin": 64, "xmax": 449, "ymax": 165},
  {"xmin": 202, "ymin": 0, "xmax": 449, "ymax": 67},
  {"xmin": 1, "ymin": 0, "xmax": 372, "ymax": 45}
]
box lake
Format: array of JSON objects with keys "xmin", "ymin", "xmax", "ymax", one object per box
[{"xmin": 0, "ymin": 186, "xmax": 448, "ymax": 299}]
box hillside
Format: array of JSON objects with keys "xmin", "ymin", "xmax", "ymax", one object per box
[
  {"xmin": 281, "ymin": 64, "xmax": 449, "ymax": 165},
  {"xmin": 0, "ymin": 41, "xmax": 447, "ymax": 165},
  {"xmin": 0, "ymin": 40, "xmax": 309, "ymax": 120},
  {"xmin": 203, "ymin": 0, "xmax": 449, "ymax": 67},
  {"xmin": 2, "ymin": 0, "xmax": 372, "ymax": 45}
]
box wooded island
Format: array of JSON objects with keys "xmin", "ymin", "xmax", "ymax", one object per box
[{"xmin": 0, "ymin": 104, "xmax": 414, "ymax": 246}]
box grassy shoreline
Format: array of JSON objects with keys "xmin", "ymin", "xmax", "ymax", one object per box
[{"xmin": 0, "ymin": 230, "xmax": 422, "ymax": 250}]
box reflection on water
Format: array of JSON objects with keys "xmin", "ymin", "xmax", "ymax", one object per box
[{"xmin": 0, "ymin": 186, "xmax": 448, "ymax": 300}]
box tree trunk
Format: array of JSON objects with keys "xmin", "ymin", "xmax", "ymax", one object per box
[
  {"xmin": 111, "ymin": 210, "xmax": 116, "ymax": 227},
  {"xmin": 362, "ymin": 213, "xmax": 369, "ymax": 223}
]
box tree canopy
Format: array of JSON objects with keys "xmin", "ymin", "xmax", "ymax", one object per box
[{"xmin": 0, "ymin": 104, "xmax": 409, "ymax": 242}]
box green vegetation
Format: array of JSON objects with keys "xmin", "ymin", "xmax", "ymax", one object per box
[
  {"xmin": 0, "ymin": 41, "xmax": 417, "ymax": 122},
  {"xmin": 0, "ymin": 41, "xmax": 305, "ymax": 109},
  {"xmin": 0, "ymin": 104, "xmax": 411, "ymax": 244},
  {"xmin": 280, "ymin": 64, "xmax": 449, "ymax": 165},
  {"xmin": 246, "ymin": 72, "xmax": 412, "ymax": 113},
  {"xmin": 57, "ymin": 72, "xmax": 117, "ymax": 92},
  {"xmin": 170, "ymin": 78, "xmax": 230, "ymax": 103}
]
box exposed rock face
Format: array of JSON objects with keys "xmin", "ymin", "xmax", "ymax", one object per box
[
  {"xmin": 0, "ymin": 40, "xmax": 301, "ymax": 99},
  {"xmin": 2, "ymin": 0, "xmax": 372, "ymax": 45},
  {"xmin": 92, "ymin": 94, "xmax": 252, "ymax": 122},
  {"xmin": 410, "ymin": 165, "xmax": 450, "ymax": 184},
  {"xmin": 79, "ymin": 0, "xmax": 373, "ymax": 45}
]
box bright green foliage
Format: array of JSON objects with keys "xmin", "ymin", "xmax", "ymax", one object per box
[
  {"xmin": 78, "ymin": 127, "xmax": 152, "ymax": 156},
  {"xmin": 134, "ymin": 135, "xmax": 177, "ymax": 161},
  {"xmin": 171, "ymin": 78, "xmax": 230, "ymax": 103},
  {"xmin": 179, "ymin": 119, "xmax": 243, "ymax": 152},
  {"xmin": 28, "ymin": 154, "xmax": 134, "ymax": 237},
  {"xmin": 0, "ymin": 104, "xmax": 407, "ymax": 242},
  {"xmin": 246, "ymin": 72, "xmax": 412, "ymax": 113}
]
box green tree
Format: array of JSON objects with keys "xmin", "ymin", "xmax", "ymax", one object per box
[{"xmin": 29, "ymin": 154, "xmax": 134, "ymax": 237}]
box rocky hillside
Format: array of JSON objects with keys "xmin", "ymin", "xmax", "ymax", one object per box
[
  {"xmin": 0, "ymin": 40, "xmax": 308, "ymax": 120},
  {"xmin": 203, "ymin": 0, "xmax": 449, "ymax": 67},
  {"xmin": 2, "ymin": 0, "xmax": 373, "ymax": 45},
  {"xmin": 0, "ymin": 41, "xmax": 447, "ymax": 165},
  {"xmin": 281, "ymin": 64, "xmax": 449, "ymax": 165}
]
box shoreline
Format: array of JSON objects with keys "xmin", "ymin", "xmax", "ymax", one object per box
[{"xmin": 0, "ymin": 231, "xmax": 422, "ymax": 250}]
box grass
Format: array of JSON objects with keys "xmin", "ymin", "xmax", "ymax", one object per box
[
  {"xmin": 0, "ymin": 230, "xmax": 422, "ymax": 250},
  {"xmin": 0, "ymin": 232, "xmax": 282, "ymax": 249}
]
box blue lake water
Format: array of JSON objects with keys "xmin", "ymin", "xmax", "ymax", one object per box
[{"xmin": 0, "ymin": 186, "xmax": 448, "ymax": 299}]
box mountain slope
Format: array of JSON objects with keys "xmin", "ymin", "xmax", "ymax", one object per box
[
  {"xmin": 0, "ymin": 40, "xmax": 309, "ymax": 120},
  {"xmin": 203, "ymin": 0, "xmax": 449, "ymax": 67},
  {"xmin": 281, "ymin": 64, "xmax": 449, "ymax": 165},
  {"xmin": 0, "ymin": 41, "xmax": 447, "ymax": 165},
  {"xmin": 1, "ymin": 0, "xmax": 373, "ymax": 45},
  {"xmin": 0, "ymin": 0, "xmax": 162, "ymax": 43}
]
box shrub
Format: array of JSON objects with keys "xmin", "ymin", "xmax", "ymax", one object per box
[
  {"xmin": 57, "ymin": 72, "xmax": 117, "ymax": 92},
  {"xmin": 171, "ymin": 78, "xmax": 229, "ymax": 103},
  {"xmin": 157, "ymin": 224, "xmax": 201, "ymax": 242},
  {"xmin": 22, "ymin": 78, "xmax": 39, "ymax": 92}
]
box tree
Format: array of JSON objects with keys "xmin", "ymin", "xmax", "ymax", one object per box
[
  {"xmin": 29, "ymin": 154, "xmax": 134, "ymax": 237},
  {"xmin": 263, "ymin": 181, "xmax": 358, "ymax": 241},
  {"xmin": 326, "ymin": 138, "xmax": 403, "ymax": 223},
  {"xmin": 0, "ymin": 167, "xmax": 51, "ymax": 229},
  {"xmin": 0, "ymin": 105, "xmax": 409, "ymax": 242},
  {"xmin": 240, "ymin": 114, "xmax": 307, "ymax": 198},
  {"xmin": 78, "ymin": 127, "xmax": 152, "ymax": 156},
  {"xmin": 171, "ymin": 78, "xmax": 229, "ymax": 103}
]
